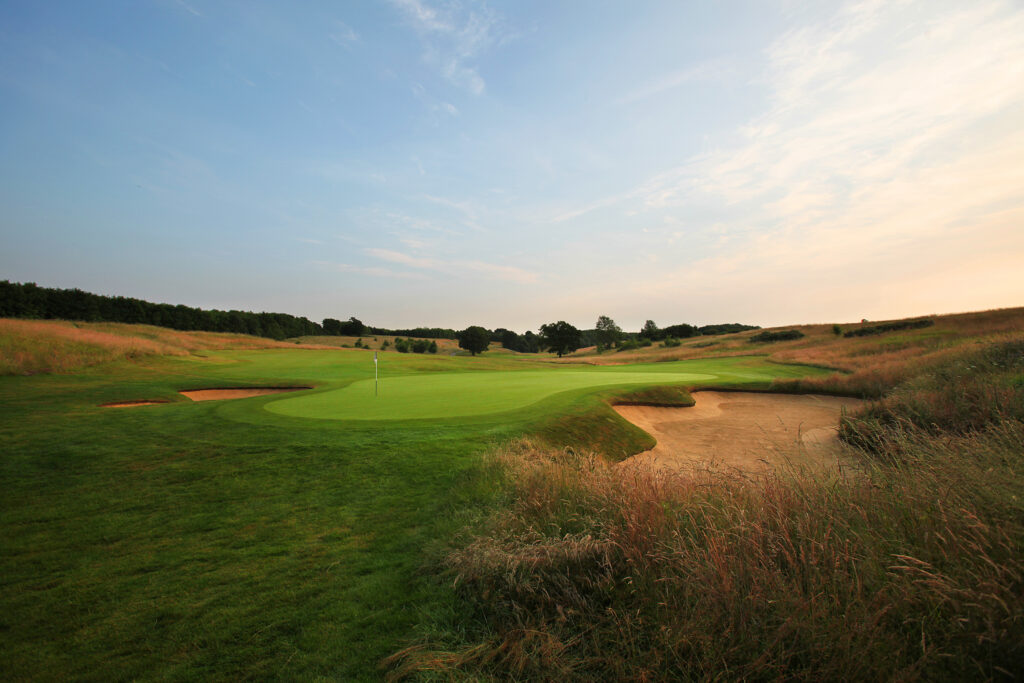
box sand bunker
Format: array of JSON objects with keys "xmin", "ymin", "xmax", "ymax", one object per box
[
  {"xmin": 615, "ymin": 391, "xmax": 865, "ymax": 473},
  {"xmin": 179, "ymin": 387, "xmax": 311, "ymax": 401},
  {"xmin": 100, "ymin": 400, "xmax": 170, "ymax": 408}
]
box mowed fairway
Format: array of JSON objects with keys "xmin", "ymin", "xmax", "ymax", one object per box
[{"xmin": 0, "ymin": 347, "xmax": 826, "ymax": 680}]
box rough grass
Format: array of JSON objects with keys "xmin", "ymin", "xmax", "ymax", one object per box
[
  {"xmin": 0, "ymin": 318, "xmax": 333, "ymax": 375},
  {"xmin": 388, "ymin": 339, "xmax": 1024, "ymax": 681},
  {"xmin": 566, "ymin": 307, "xmax": 1024, "ymax": 400}
]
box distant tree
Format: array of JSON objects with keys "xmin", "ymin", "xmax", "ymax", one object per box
[
  {"xmin": 457, "ymin": 326, "xmax": 491, "ymax": 356},
  {"xmin": 662, "ymin": 323, "xmax": 699, "ymax": 339},
  {"xmin": 428, "ymin": 340, "xmax": 438, "ymax": 354},
  {"xmin": 832, "ymin": 324, "xmax": 843, "ymax": 336},
  {"xmin": 539, "ymin": 321, "xmax": 582, "ymax": 357},
  {"xmin": 639, "ymin": 319, "xmax": 662, "ymax": 341},
  {"xmin": 521, "ymin": 330, "xmax": 540, "ymax": 353},
  {"xmin": 500, "ymin": 329, "xmax": 522, "ymax": 351},
  {"xmin": 322, "ymin": 318, "xmax": 343, "ymax": 335},
  {"xmin": 594, "ymin": 315, "xmax": 622, "ymax": 353},
  {"xmin": 339, "ymin": 317, "xmax": 365, "ymax": 336}
]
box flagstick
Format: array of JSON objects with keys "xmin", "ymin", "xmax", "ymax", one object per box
[{"xmin": 374, "ymin": 351, "xmax": 378, "ymax": 397}]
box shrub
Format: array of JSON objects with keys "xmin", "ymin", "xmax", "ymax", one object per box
[
  {"xmin": 750, "ymin": 329, "xmax": 805, "ymax": 343},
  {"xmin": 843, "ymin": 319, "xmax": 933, "ymax": 338},
  {"xmin": 616, "ymin": 339, "xmax": 639, "ymax": 352},
  {"xmin": 662, "ymin": 337, "xmax": 681, "ymax": 347}
]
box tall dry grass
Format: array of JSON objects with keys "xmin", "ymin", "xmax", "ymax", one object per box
[
  {"xmin": 391, "ymin": 433, "xmax": 1023, "ymax": 681},
  {"xmin": 0, "ymin": 318, "xmax": 331, "ymax": 375},
  {"xmin": 388, "ymin": 338, "xmax": 1024, "ymax": 681}
]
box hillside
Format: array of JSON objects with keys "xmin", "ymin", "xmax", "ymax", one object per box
[
  {"xmin": 560, "ymin": 307, "xmax": 1024, "ymax": 397},
  {"xmin": 0, "ymin": 318, "xmax": 336, "ymax": 375}
]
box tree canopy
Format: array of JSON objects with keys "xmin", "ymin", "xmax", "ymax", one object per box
[
  {"xmin": 594, "ymin": 315, "xmax": 622, "ymax": 352},
  {"xmin": 539, "ymin": 320, "xmax": 582, "ymax": 357},
  {"xmin": 639, "ymin": 319, "xmax": 662, "ymax": 341},
  {"xmin": 457, "ymin": 326, "xmax": 491, "ymax": 356}
]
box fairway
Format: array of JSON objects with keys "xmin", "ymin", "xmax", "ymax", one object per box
[{"xmin": 266, "ymin": 368, "xmax": 716, "ymax": 420}]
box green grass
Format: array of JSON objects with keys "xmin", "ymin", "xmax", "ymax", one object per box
[{"xmin": 0, "ymin": 346, "xmax": 825, "ymax": 680}]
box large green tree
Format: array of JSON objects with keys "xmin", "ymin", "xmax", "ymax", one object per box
[
  {"xmin": 594, "ymin": 315, "xmax": 622, "ymax": 353},
  {"xmin": 539, "ymin": 321, "xmax": 582, "ymax": 358},
  {"xmin": 457, "ymin": 326, "xmax": 491, "ymax": 356}
]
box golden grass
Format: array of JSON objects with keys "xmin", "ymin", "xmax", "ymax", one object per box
[
  {"xmin": 0, "ymin": 318, "xmax": 334, "ymax": 375},
  {"xmin": 392, "ymin": 418, "xmax": 1024, "ymax": 680},
  {"xmin": 565, "ymin": 307, "xmax": 1024, "ymax": 398}
]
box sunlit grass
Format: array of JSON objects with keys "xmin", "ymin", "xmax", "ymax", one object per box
[{"xmin": 393, "ymin": 339, "xmax": 1024, "ymax": 681}]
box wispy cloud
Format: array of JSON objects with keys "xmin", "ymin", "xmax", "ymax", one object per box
[
  {"xmin": 388, "ymin": 0, "xmax": 504, "ymax": 94},
  {"xmin": 615, "ymin": 0, "xmax": 1024, "ymax": 322},
  {"xmin": 367, "ymin": 247, "xmax": 538, "ymax": 283},
  {"xmin": 329, "ymin": 21, "xmax": 359, "ymax": 47},
  {"xmin": 315, "ymin": 261, "xmax": 427, "ymax": 280},
  {"xmin": 616, "ymin": 60, "xmax": 729, "ymax": 105},
  {"xmin": 173, "ymin": 0, "xmax": 202, "ymax": 17}
]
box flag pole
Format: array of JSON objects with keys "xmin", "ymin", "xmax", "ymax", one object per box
[{"xmin": 374, "ymin": 351, "xmax": 378, "ymax": 396}]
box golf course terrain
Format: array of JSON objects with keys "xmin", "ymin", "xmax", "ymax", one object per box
[
  {"xmin": 2, "ymin": 309, "xmax": 1022, "ymax": 681},
  {"xmin": 0, "ymin": 330, "xmax": 822, "ymax": 680}
]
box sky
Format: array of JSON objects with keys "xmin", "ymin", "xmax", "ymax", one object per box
[{"xmin": 1, "ymin": 0, "xmax": 1022, "ymax": 332}]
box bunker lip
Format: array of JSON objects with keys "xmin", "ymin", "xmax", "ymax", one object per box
[
  {"xmin": 614, "ymin": 390, "xmax": 865, "ymax": 473},
  {"xmin": 179, "ymin": 386, "xmax": 312, "ymax": 402},
  {"xmin": 100, "ymin": 400, "xmax": 170, "ymax": 408}
]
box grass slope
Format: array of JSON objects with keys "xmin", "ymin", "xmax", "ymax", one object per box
[
  {"xmin": 0, "ymin": 341, "xmax": 819, "ymax": 680},
  {"xmin": 0, "ymin": 318, "xmax": 334, "ymax": 376}
]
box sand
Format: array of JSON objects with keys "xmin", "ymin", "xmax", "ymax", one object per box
[
  {"xmin": 179, "ymin": 387, "xmax": 311, "ymax": 401},
  {"xmin": 615, "ymin": 391, "xmax": 865, "ymax": 473}
]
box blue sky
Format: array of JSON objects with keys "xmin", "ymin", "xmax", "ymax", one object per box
[{"xmin": 2, "ymin": 0, "xmax": 1022, "ymax": 332}]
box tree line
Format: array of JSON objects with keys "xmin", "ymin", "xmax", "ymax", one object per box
[
  {"xmin": 458, "ymin": 316, "xmax": 758, "ymax": 357},
  {"xmin": 1, "ymin": 281, "xmax": 758, "ymax": 353},
  {"xmin": 0, "ymin": 280, "xmax": 457, "ymax": 342},
  {"xmin": 0, "ymin": 280, "xmax": 321, "ymax": 340}
]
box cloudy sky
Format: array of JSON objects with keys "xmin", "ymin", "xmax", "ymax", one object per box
[{"xmin": 1, "ymin": 0, "xmax": 1022, "ymax": 332}]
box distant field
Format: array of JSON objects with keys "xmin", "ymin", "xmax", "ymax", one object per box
[{"xmin": 291, "ymin": 334, "xmax": 464, "ymax": 353}]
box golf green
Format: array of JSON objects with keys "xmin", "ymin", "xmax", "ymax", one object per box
[{"xmin": 266, "ymin": 369, "xmax": 715, "ymax": 420}]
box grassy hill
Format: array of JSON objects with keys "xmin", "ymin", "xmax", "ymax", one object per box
[{"xmin": 0, "ymin": 318, "xmax": 336, "ymax": 375}]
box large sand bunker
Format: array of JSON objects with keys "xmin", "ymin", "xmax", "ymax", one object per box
[
  {"xmin": 179, "ymin": 387, "xmax": 311, "ymax": 401},
  {"xmin": 615, "ymin": 391, "xmax": 865, "ymax": 473}
]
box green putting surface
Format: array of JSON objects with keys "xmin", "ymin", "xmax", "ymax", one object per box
[{"xmin": 265, "ymin": 369, "xmax": 716, "ymax": 420}]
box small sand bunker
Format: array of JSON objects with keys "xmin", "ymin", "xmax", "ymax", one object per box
[
  {"xmin": 101, "ymin": 400, "xmax": 170, "ymax": 408},
  {"xmin": 615, "ymin": 391, "xmax": 865, "ymax": 473},
  {"xmin": 179, "ymin": 387, "xmax": 311, "ymax": 402}
]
